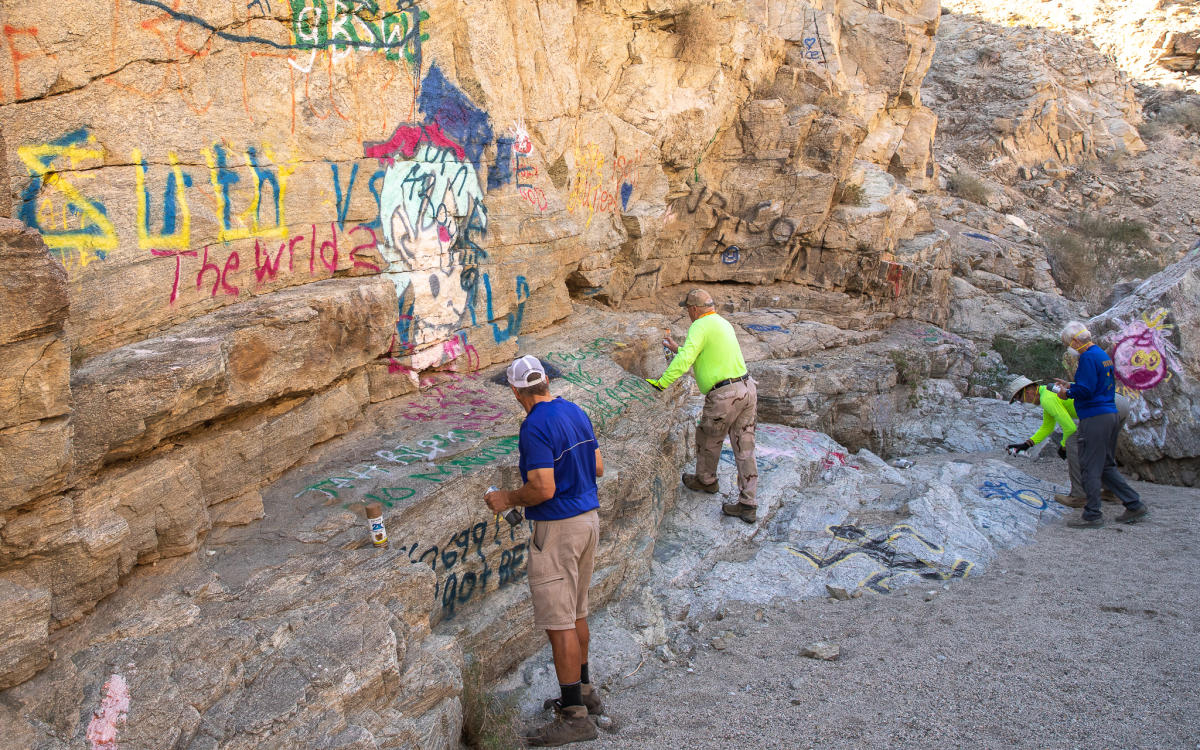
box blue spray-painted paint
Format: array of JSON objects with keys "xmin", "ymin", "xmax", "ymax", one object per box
[
  {"xmin": 484, "ymin": 274, "xmax": 528, "ymax": 343},
  {"xmin": 331, "ymin": 162, "xmax": 359, "ymax": 230},
  {"xmin": 136, "ymin": 155, "xmax": 192, "ymax": 239},
  {"xmin": 418, "ymin": 64, "xmax": 494, "ymax": 170},
  {"xmin": 18, "ymin": 127, "xmax": 116, "ymax": 258},
  {"xmin": 488, "ymin": 137, "xmax": 514, "ymax": 191},
  {"xmin": 247, "ymin": 146, "xmax": 283, "ymax": 229},
  {"xmin": 209, "ymin": 145, "xmax": 240, "ymax": 233},
  {"xmin": 620, "ymin": 182, "xmax": 633, "ymax": 211}
]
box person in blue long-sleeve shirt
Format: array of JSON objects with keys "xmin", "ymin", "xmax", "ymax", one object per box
[{"xmin": 1053, "ymin": 322, "xmax": 1147, "ymax": 527}]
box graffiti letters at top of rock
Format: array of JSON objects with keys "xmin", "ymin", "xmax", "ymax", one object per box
[
  {"xmin": 1112, "ymin": 308, "xmax": 1178, "ymax": 392},
  {"xmin": 121, "ymin": 0, "xmax": 429, "ymax": 69}
]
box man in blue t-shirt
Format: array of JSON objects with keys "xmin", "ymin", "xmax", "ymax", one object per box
[
  {"xmin": 485, "ymin": 355, "xmax": 603, "ymax": 746},
  {"xmin": 1054, "ymin": 322, "xmax": 1147, "ymax": 528}
]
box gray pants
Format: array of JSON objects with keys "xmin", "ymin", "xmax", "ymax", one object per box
[
  {"xmin": 1065, "ymin": 397, "xmax": 1129, "ymax": 499},
  {"xmin": 1066, "ymin": 431, "xmax": 1084, "ymax": 498},
  {"xmin": 1077, "ymin": 412, "xmax": 1142, "ymax": 521}
]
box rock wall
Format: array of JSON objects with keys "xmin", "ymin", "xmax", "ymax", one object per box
[
  {"xmin": 0, "ymin": 0, "xmax": 953, "ymax": 693},
  {"xmin": 925, "ymin": 12, "xmax": 1145, "ymax": 177},
  {"xmin": 943, "ymin": 0, "xmax": 1200, "ymax": 93}
]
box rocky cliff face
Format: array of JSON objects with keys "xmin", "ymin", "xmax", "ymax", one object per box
[
  {"xmin": 0, "ymin": 0, "xmax": 952, "ymax": 699},
  {"xmin": 943, "ymin": 0, "xmax": 1200, "ymax": 92}
]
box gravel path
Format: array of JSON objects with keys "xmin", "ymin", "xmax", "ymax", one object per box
[{"xmin": 593, "ymin": 473, "xmax": 1200, "ymax": 749}]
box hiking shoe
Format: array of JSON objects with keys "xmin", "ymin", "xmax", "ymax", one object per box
[
  {"xmin": 525, "ymin": 704, "xmax": 597, "ymax": 746},
  {"xmin": 1115, "ymin": 505, "xmax": 1148, "ymax": 524},
  {"xmin": 682, "ymin": 473, "xmax": 719, "ymax": 494},
  {"xmin": 1054, "ymin": 494, "xmax": 1087, "ymax": 508},
  {"xmin": 722, "ymin": 501, "xmax": 757, "ymax": 524},
  {"xmin": 1066, "ymin": 515, "xmax": 1104, "ymax": 529},
  {"xmin": 1101, "ymin": 489, "xmax": 1121, "ymax": 504},
  {"xmin": 543, "ymin": 686, "xmax": 604, "ymax": 716}
]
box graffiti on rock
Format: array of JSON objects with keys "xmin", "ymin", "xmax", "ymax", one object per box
[
  {"xmin": 745, "ymin": 323, "xmax": 785, "ymax": 333},
  {"xmin": 787, "ymin": 523, "xmax": 973, "ymax": 593},
  {"xmin": 17, "ymin": 128, "xmax": 118, "ymax": 269},
  {"xmin": 979, "ymin": 474, "xmax": 1064, "ymax": 513},
  {"xmin": 1112, "ymin": 308, "xmax": 1177, "ymax": 392}
]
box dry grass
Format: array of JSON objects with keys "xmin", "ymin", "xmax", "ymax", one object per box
[
  {"xmin": 947, "ymin": 171, "xmax": 990, "ymax": 205},
  {"xmin": 462, "ymin": 661, "xmax": 522, "ymax": 750},
  {"xmin": 675, "ymin": 4, "xmax": 723, "ymax": 63},
  {"xmin": 1043, "ymin": 213, "xmax": 1164, "ymax": 309}
]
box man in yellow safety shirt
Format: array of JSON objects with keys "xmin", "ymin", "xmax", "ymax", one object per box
[{"xmin": 647, "ymin": 289, "xmax": 758, "ymax": 524}]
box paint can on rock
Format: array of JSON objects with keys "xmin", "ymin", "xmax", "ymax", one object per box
[
  {"xmin": 488, "ymin": 486, "xmax": 524, "ymax": 526},
  {"xmin": 365, "ymin": 502, "xmax": 388, "ymax": 547}
]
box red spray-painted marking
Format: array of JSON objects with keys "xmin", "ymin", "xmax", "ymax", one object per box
[{"xmin": 86, "ymin": 673, "xmax": 130, "ymax": 750}]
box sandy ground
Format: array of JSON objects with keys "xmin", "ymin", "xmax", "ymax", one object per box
[{"xmin": 589, "ymin": 465, "xmax": 1200, "ymax": 749}]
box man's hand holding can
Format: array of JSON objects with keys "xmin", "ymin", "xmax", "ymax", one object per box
[{"xmin": 484, "ymin": 486, "xmax": 509, "ymax": 513}]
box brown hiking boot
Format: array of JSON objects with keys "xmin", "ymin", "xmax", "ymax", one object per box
[
  {"xmin": 543, "ymin": 685, "xmax": 604, "ymax": 716},
  {"xmin": 1066, "ymin": 514, "xmax": 1104, "ymax": 529},
  {"xmin": 1101, "ymin": 489, "xmax": 1121, "ymax": 504},
  {"xmin": 1055, "ymin": 494, "xmax": 1086, "ymax": 508},
  {"xmin": 722, "ymin": 501, "xmax": 757, "ymax": 524},
  {"xmin": 1115, "ymin": 505, "xmax": 1148, "ymax": 524},
  {"xmin": 525, "ymin": 704, "xmax": 597, "ymax": 746},
  {"xmin": 682, "ymin": 473, "xmax": 719, "ymax": 494}
]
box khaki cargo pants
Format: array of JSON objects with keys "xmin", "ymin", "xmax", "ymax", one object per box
[{"xmin": 695, "ymin": 378, "xmax": 758, "ymax": 507}]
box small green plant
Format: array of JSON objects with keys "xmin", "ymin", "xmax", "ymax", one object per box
[
  {"xmin": 991, "ymin": 335, "xmax": 1065, "ymax": 384},
  {"xmin": 462, "ymin": 661, "xmax": 521, "ymax": 750},
  {"xmin": 888, "ymin": 349, "xmax": 926, "ymax": 387},
  {"xmin": 839, "ymin": 183, "xmax": 867, "ymax": 206},
  {"xmin": 947, "ymin": 172, "xmax": 990, "ymax": 205}
]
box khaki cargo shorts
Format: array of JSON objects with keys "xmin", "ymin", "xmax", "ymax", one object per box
[{"xmin": 527, "ymin": 509, "xmax": 599, "ymax": 631}]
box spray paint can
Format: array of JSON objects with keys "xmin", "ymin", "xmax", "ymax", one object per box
[
  {"xmin": 488, "ymin": 486, "xmax": 524, "ymax": 526},
  {"xmin": 662, "ymin": 330, "xmax": 673, "ymax": 362},
  {"xmin": 365, "ymin": 502, "xmax": 388, "ymax": 547}
]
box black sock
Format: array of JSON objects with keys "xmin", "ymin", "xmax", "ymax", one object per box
[
  {"xmin": 580, "ymin": 662, "xmax": 590, "ymax": 685},
  {"xmin": 560, "ymin": 680, "xmax": 583, "ymax": 708}
]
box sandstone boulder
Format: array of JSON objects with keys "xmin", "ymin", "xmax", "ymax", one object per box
[{"xmin": 1088, "ymin": 249, "xmax": 1200, "ymax": 486}]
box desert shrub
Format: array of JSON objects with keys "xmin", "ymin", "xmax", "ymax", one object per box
[
  {"xmin": 967, "ymin": 353, "xmax": 1009, "ymax": 398},
  {"xmin": 991, "ymin": 335, "xmax": 1065, "ymax": 384},
  {"xmin": 462, "ymin": 661, "xmax": 521, "ymax": 750},
  {"xmin": 839, "ymin": 183, "xmax": 867, "ymax": 206},
  {"xmin": 947, "ymin": 171, "xmax": 990, "ymax": 204},
  {"xmin": 1043, "ymin": 213, "xmax": 1165, "ymax": 309},
  {"xmin": 1159, "ymin": 99, "xmax": 1200, "ymax": 133},
  {"xmin": 674, "ymin": 4, "xmax": 723, "ymax": 62},
  {"xmin": 888, "ymin": 349, "xmax": 927, "ymax": 387},
  {"xmin": 975, "ymin": 46, "xmax": 1000, "ymax": 67}
]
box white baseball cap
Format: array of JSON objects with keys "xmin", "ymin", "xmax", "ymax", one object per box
[{"xmin": 506, "ymin": 355, "xmax": 547, "ymax": 387}]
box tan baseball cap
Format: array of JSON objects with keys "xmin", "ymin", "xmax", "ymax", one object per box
[{"xmin": 679, "ymin": 288, "xmax": 714, "ymax": 308}]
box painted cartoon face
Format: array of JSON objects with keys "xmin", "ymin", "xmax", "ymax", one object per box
[
  {"xmin": 1113, "ymin": 329, "xmax": 1167, "ymax": 390},
  {"xmin": 376, "ymin": 142, "xmax": 487, "ymax": 347}
]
